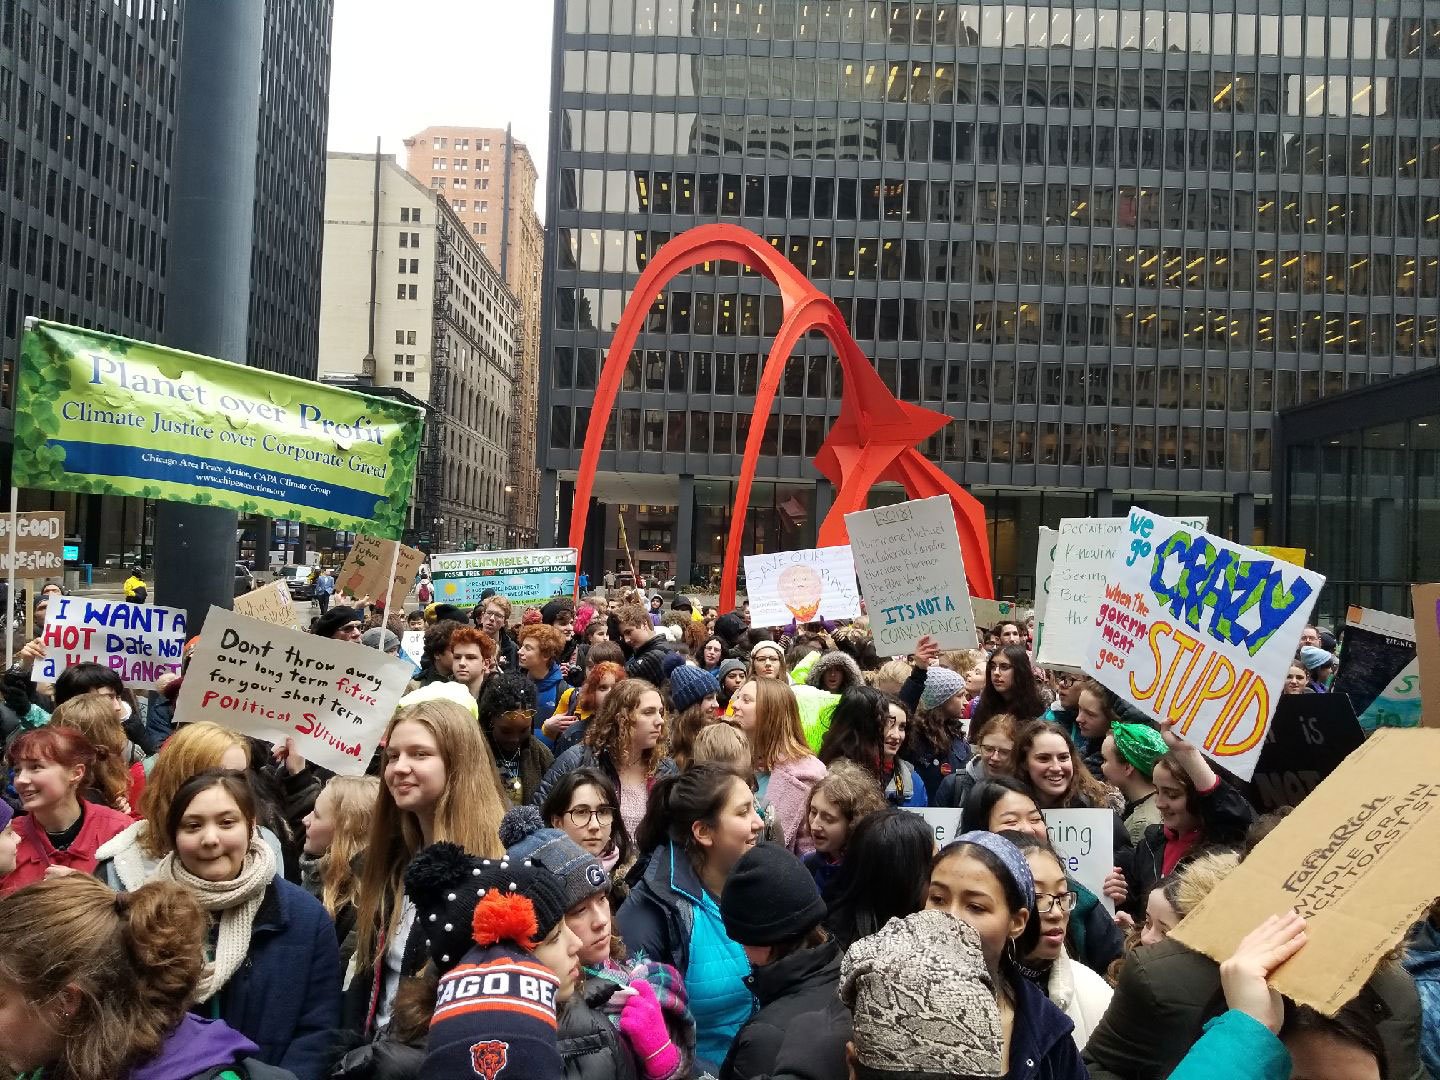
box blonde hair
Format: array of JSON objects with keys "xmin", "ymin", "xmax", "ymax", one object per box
[
  {"xmin": 941, "ymin": 649, "xmax": 984, "ymax": 674},
  {"xmin": 51, "ymin": 693, "xmax": 131, "ymax": 813},
  {"xmin": 0, "ymin": 876, "xmax": 208, "ymax": 1080},
  {"xmin": 315, "ymin": 775, "xmax": 381, "ymax": 919},
  {"xmin": 1174, "ymin": 850, "xmax": 1241, "ymax": 916},
  {"xmin": 139, "ymin": 722, "xmax": 251, "ymax": 858},
  {"xmin": 806, "ymin": 759, "xmax": 887, "ymax": 838},
  {"xmin": 744, "ymin": 678, "xmax": 811, "ymax": 773},
  {"xmin": 354, "ymin": 701, "xmax": 506, "ymax": 971},
  {"xmin": 691, "ymin": 722, "xmax": 751, "ymax": 770},
  {"xmin": 873, "ymin": 659, "xmax": 912, "ymax": 695}
]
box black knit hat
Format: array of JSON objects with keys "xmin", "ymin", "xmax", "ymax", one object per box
[
  {"xmin": 479, "ymin": 672, "xmax": 537, "ymax": 729},
  {"xmin": 541, "ymin": 598, "xmax": 575, "ymax": 625},
  {"xmin": 720, "ymin": 842, "xmax": 827, "ymax": 945},
  {"xmin": 404, "ymin": 841, "xmax": 569, "ymax": 975},
  {"xmin": 313, "ymin": 605, "xmax": 361, "ymax": 638}
]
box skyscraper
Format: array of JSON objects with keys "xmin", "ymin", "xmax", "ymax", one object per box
[{"xmin": 541, "ymin": 2, "xmax": 1440, "ymax": 594}]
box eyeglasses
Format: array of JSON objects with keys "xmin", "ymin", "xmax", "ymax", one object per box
[
  {"xmin": 1053, "ymin": 674, "xmax": 1078, "ymax": 687},
  {"xmin": 1036, "ymin": 892, "xmax": 1077, "ymax": 914},
  {"xmin": 564, "ymin": 805, "xmax": 616, "ymax": 828},
  {"xmin": 977, "ymin": 743, "xmax": 1012, "ymax": 758}
]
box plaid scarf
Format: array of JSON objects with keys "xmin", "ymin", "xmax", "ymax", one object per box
[{"xmin": 585, "ymin": 956, "xmax": 695, "ymax": 1076}]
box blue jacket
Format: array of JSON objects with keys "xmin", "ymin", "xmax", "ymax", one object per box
[
  {"xmin": 1404, "ymin": 918, "xmax": 1440, "ymax": 1078},
  {"xmin": 881, "ymin": 757, "xmax": 928, "ymax": 808},
  {"xmin": 531, "ymin": 662, "xmax": 567, "ymax": 737},
  {"xmin": 616, "ymin": 843, "xmax": 753, "ymax": 1069},
  {"xmin": 211, "ymin": 878, "xmax": 342, "ymax": 1080},
  {"xmin": 1168, "ymin": 1010, "xmax": 1290, "ymax": 1080},
  {"xmin": 1004, "ymin": 967, "xmax": 1088, "ymax": 1080}
]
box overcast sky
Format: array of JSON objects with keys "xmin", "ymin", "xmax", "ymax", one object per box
[{"xmin": 327, "ymin": 0, "xmax": 555, "ymax": 217}]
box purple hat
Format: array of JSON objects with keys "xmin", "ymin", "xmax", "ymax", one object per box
[{"xmin": 0, "ymin": 800, "xmax": 14, "ymax": 833}]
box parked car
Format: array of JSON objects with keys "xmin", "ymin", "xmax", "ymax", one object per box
[
  {"xmin": 278, "ymin": 564, "xmax": 315, "ymax": 600},
  {"xmin": 234, "ymin": 562, "xmax": 255, "ymax": 597}
]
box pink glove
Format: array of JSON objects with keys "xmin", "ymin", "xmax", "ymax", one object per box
[{"xmin": 619, "ymin": 979, "xmax": 681, "ymax": 1080}]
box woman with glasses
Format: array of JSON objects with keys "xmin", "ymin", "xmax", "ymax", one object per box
[
  {"xmin": 934, "ymin": 712, "xmax": 1019, "ymax": 807},
  {"xmin": 541, "ymin": 766, "xmax": 636, "ymax": 888},
  {"xmin": 1001, "ymin": 831, "xmax": 1115, "ymax": 1049}
]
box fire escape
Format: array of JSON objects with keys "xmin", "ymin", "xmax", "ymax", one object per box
[{"xmin": 423, "ymin": 223, "xmax": 452, "ymax": 548}]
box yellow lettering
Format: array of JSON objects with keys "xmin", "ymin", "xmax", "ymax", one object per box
[
  {"xmin": 1209, "ymin": 672, "xmax": 1270, "ymax": 758},
  {"xmin": 1130, "ymin": 622, "xmax": 1171, "ymax": 702}
]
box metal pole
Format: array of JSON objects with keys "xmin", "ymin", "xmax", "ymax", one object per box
[{"xmin": 152, "ymin": 0, "xmax": 265, "ymax": 636}]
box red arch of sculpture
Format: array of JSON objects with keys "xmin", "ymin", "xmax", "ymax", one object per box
[{"xmin": 566, "ymin": 224, "xmax": 994, "ymax": 610}]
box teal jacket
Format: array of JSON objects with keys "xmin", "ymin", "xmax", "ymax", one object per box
[{"xmin": 1168, "ymin": 1010, "xmax": 1290, "ymax": 1080}]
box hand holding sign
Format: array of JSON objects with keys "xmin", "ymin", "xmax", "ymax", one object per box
[{"xmin": 1218, "ymin": 911, "xmax": 1309, "ymax": 1035}]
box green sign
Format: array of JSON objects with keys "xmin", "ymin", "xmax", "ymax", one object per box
[{"xmin": 12, "ymin": 320, "xmax": 425, "ymax": 539}]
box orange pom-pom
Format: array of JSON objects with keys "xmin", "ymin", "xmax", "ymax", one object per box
[{"xmin": 471, "ymin": 889, "xmax": 540, "ymax": 948}]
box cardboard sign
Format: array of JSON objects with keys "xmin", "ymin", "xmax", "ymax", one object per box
[
  {"xmin": 1044, "ymin": 808, "xmax": 1116, "ymax": 914},
  {"xmin": 174, "ymin": 606, "xmax": 413, "ymax": 776},
  {"xmin": 743, "ymin": 546, "xmax": 861, "ymax": 628},
  {"xmin": 1248, "ymin": 694, "xmax": 1366, "ymax": 813},
  {"xmin": 1083, "ymin": 508, "xmax": 1324, "ymax": 781},
  {"xmin": 431, "ymin": 548, "xmax": 578, "ymax": 606},
  {"xmin": 971, "ymin": 598, "xmax": 1024, "ymax": 632},
  {"xmin": 1172, "ymin": 729, "xmax": 1440, "ymax": 1015},
  {"xmin": 34, "ymin": 596, "xmax": 187, "ymax": 689},
  {"xmin": 1039, "ymin": 515, "xmax": 1206, "ymax": 671},
  {"xmin": 1409, "ymin": 584, "xmax": 1440, "ymax": 729},
  {"xmin": 1356, "ymin": 657, "xmax": 1422, "ymax": 731},
  {"xmin": 338, "ymin": 536, "xmax": 425, "ymax": 611},
  {"xmin": 233, "ymin": 580, "xmax": 300, "ymax": 629},
  {"xmin": 844, "ymin": 495, "xmax": 976, "ymax": 653},
  {"xmin": 1333, "ymin": 606, "xmax": 1416, "ymax": 729},
  {"xmin": 0, "ymin": 510, "xmax": 65, "ymax": 573}
]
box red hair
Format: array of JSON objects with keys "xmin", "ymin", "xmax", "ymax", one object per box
[
  {"xmin": 579, "ymin": 661, "xmax": 625, "ymax": 713},
  {"xmin": 6, "ymin": 725, "xmax": 97, "ymax": 783},
  {"xmin": 449, "ymin": 626, "xmax": 497, "ymax": 661}
]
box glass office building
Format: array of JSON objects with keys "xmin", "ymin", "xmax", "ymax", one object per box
[{"xmin": 540, "ymin": 1, "xmax": 1440, "ymax": 593}]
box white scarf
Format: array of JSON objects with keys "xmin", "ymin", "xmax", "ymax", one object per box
[{"xmin": 154, "ymin": 833, "xmax": 277, "ymax": 1002}]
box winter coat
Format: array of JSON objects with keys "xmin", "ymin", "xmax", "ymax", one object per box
[
  {"xmin": 934, "ymin": 755, "xmax": 986, "ymax": 808},
  {"xmin": 801, "ymin": 851, "xmax": 843, "ymax": 897},
  {"xmin": 2, "ymin": 800, "xmax": 134, "ymax": 892},
  {"xmin": 1121, "ymin": 776, "xmax": 1254, "ymax": 919},
  {"xmin": 531, "ymin": 662, "xmax": 568, "ymax": 732},
  {"xmin": 1403, "ymin": 917, "xmax": 1440, "ymax": 1079},
  {"xmin": 625, "ymin": 635, "xmax": 676, "ymax": 686},
  {"xmin": 880, "ymin": 756, "xmax": 928, "ymax": 808},
  {"xmin": 128, "ymin": 1014, "xmax": 299, "ymax": 1080},
  {"xmin": 207, "ymin": 878, "xmax": 342, "ymax": 1080},
  {"xmin": 559, "ymin": 979, "xmax": 639, "ymax": 1080},
  {"xmin": 494, "ymin": 735, "xmax": 554, "ymax": 806},
  {"xmin": 1037, "ymin": 951, "xmax": 1112, "ymax": 1049},
  {"xmin": 1167, "ymin": 1010, "xmax": 1290, "ymax": 1080},
  {"xmin": 720, "ymin": 940, "xmax": 842, "ymax": 1080},
  {"xmin": 1082, "ymin": 936, "xmax": 1426, "ymax": 1080},
  {"xmin": 94, "ymin": 820, "xmax": 287, "ymax": 893},
  {"xmin": 533, "ymin": 744, "xmax": 678, "ymax": 811},
  {"xmin": 329, "ymin": 1038, "xmax": 424, "ymax": 1080},
  {"xmin": 902, "ymin": 734, "xmax": 970, "ymax": 803},
  {"xmin": 1003, "ymin": 967, "xmax": 1088, "ymax": 1080},
  {"xmin": 1119, "ymin": 791, "xmax": 1162, "ymax": 846},
  {"xmin": 765, "ymin": 998, "xmax": 851, "ymax": 1080},
  {"xmin": 803, "ymin": 652, "xmax": 863, "ymax": 694},
  {"xmin": 494, "ymin": 626, "xmax": 520, "ymax": 674},
  {"xmin": 616, "ymin": 843, "xmax": 754, "ymax": 1069},
  {"xmin": 759, "ymin": 753, "xmax": 826, "ymax": 853}
]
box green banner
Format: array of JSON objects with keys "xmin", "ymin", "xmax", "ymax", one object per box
[{"xmin": 12, "ymin": 320, "xmax": 425, "ymax": 539}]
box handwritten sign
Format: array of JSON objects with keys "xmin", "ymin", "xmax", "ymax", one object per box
[
  {"xmin": 1333, "ymin": 605, "xmax": 1415, "ymax": 730},
  {"xmin": 338, "ymin": 535, "xmax": 425, "ymax": 611},
  {"xmin": 844, "ymin": 496, "xmax": 976, "ymax": 653},
  {"xmin": 1031, "ymin": 526, "xmax": 1058, "ymax": 650},
  {"xmin": 233, "ymin": 580, "xmax": 300, "ymax": 629},
  {"xmin": 907, "ymin": 807, "xmax": 964, "ymax": 847},
  {"xmin": 1254, "ymin": 545, "xmax": 1307, "ymax": 568},
  {"xmin": 34, "ymin": 597, "xmax": 187, "ymax": 689},
  {"xmin": 431, "ymin": 548, "xmax": 577, "ymax": 606},
  {"xmin": 1173, "ymin": 729, "xmax": 1440, "ymax": 1014},
  {"xmin": 1083, "ymin": 508, "xmax": 1324, "ymax": 781},
  {"xmin": 1356, "ymin": 657, "xmax": 1422, "ymax": 731},
  {"xmin": 1409, "ymin": 584, "xmax": 1440, "ymax": 729},
  {"xmin": 0, "ymin": 510, "xmax": 66, "ymax": 574},
  {"xmin": 1248, "ymin": 694, "xmax": 1365, "ymax": 814},
  {"xmin": 1044, "ymin": 808, "xmax": 1115, "ymax": 913},
  {"xmin": 1039, "ymin": 515, "xmax": 1206, "ymax": 671},
  {"xmin": 743, "ymin": 546, "xmax": 861, "ymax": 628},
  {"xmin": 402, "ymin": 630, "xmax": 425, "ymax": 665},
  {"xmin": 174, "ymin": 606, "xmax": 412, "ymax": 775}
]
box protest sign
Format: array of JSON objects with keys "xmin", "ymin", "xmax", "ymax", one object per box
[
  {"xmin": 1039, "ymin": 514, "xmax": 1206, "ymax": 671},
  {"xmin": 1082, "ymin": 508, "xmax": 1324, "ymax": 781},
  {"xmin": 971, "ymin": 598, "xmax": 1023, "ymax": 632},
  {"xmin": 1173, "ymin": 729, "xmax": 1440, "ymax": 1014},
  {"xmin": 844, "ymin": 495, "xmax": 976, "ymax": 653},
  {"xmin": 338, "ymin": 535, "xmax": 425, "ymax": 611},
  {"xmin": 1032, "ymin": 526, "xmax": 1058, "ymax": 647},
  {"xmin": 0, "ymin": 511, "xmax": 65, "ymax": 574},
  {"xmin": 906, "ymin": 807, "xmax": 964, "ymax": 847},
  {"xmin": 1043, "ymin": 808, "xmax": 1115, "ymax": 914},
  {"xmin": 1333, "ymin": 605, "xmax": 1416, "ymax": 729},
  {"xmin": 34, "ymin": 596, "xmax": 187, "ymax": 690},
  {"xmin": 1409, "ymin": 584, "xmax": 1440, "ymax": 729},
  {"xmin": 1357, "ymin": 657, "xmax": 1422, "ymax": 731},
  {"xmin": 1254, "ymin": 545, "xmax": 1307, "ymax": 568},
  {"xmin": 1248, "ymin": 694, "xmax": 1366, "ymax": 813},
  {"xmin": 233, "ymin": 580, "xmax": 301, "ymax": 629},
  {"xmin": 401, "ymin": 630, "xmax": 425, "ymax": 665},
  {"xmin": 743, "ymin": 546, "xmax": 861, "ymax": 628},
  {"xmin": 175, "ymin": 606, "xmax": 412, "ymax": 776},
  {"xmin": 430, "ymin": 548, "xmax": 578, "ymax": 607},
  {"xmin": 12, "ymin": 320, "xmax": 424, "ymax": 538}
]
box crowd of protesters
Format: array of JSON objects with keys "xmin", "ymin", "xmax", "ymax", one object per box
[{"xmin": 0, "ymin": 572, "xmax": 1436, "ymax": 1080}]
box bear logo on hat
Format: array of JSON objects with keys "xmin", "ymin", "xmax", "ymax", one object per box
[{"xmin": 469, "ymin": 1039, "xmax": 510, "ymax": 1080}]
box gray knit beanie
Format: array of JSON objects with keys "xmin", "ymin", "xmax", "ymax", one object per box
[
  {"xmin": 499, "ymin": 805, "xmax": 609, "ymax": 910},
  {"xmin": 840, "ymin": 910, "xmax": 1003, "ymax": 1079}
]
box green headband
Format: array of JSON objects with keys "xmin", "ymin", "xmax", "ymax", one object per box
[{"xmin": 1110, "ymin": 721, "xmax": 1168, "ymax": 780}]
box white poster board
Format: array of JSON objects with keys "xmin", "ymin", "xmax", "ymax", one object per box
[
  {"xmin": 1039, "ymin": 514, "xmax": 1206, "ymax": 671},
  {"xmin": 1082, "ymin": 508, "xmax": 1325, "ymax": 781},
  {"xmin": 1044, "ymin": 808, "xmax": 1116, "ymax": 914},
  {"xmin": 743, "ymin": 546, "xmax": 861, "ymax": 628},
  {"xmin": 845, "ymin": 495, "xmax": 976, "ymax": 653},
  {"xmin": 34, "ymin": 597, "xmax": 187, "ymax": 690},
  {"xmin": 175, "ymin": 607, "xmax": 413, "ymax": 776},
  {"xmin": 907, "ymin": 807, "xmax": 964, "ymax": 847},
  {"xmin": 1032, "ymin": 526, "xmax": 1059, "ymax": 652}
]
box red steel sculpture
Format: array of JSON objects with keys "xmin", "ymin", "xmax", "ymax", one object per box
[{"xmin": 566, "ymin": 224, "xmax": 994, "ymax": 609}]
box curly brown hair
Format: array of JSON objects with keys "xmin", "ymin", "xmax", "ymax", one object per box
[
  {"xmin": 583, "ymin": 677, "xmax": 669, "ymax": 776},
  {"xmin": 0, "ymin": 876, "xmax": 209, "ymax": 1080},
  {"xmin": 515, "ymin": 622, "xmax": 565, "ymax": 662}
]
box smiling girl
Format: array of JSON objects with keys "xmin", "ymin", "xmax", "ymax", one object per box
[
  {"xmin": 728, "ymin": 678, "xmax": 826, "ymax": 851},
  {"xmin": 1, "ymin": 726, "xmax": 132, "ymax": 892}
]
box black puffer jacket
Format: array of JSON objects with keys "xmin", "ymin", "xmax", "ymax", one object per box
[
  {"xmin": 720, "ymin": 940, "xmax": 843, "ymax": 1080},
  {"xmin": 559, "ymin": 978, "xmax": 639, "ymax": 1080},
  {"xmin": 1121, "ymin": 776, "xmax": 1254, "ymax": 918}
]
